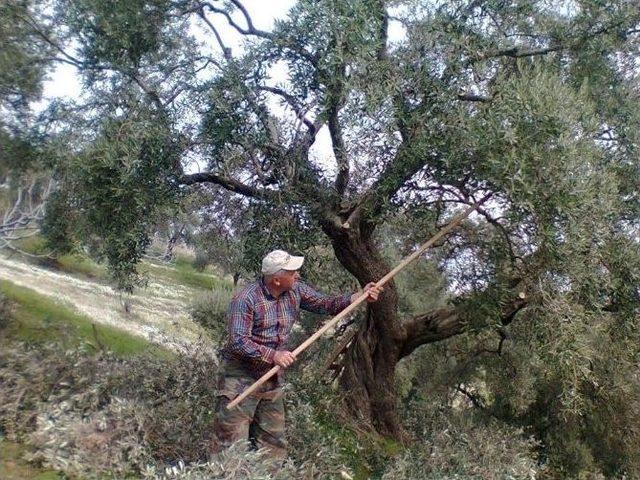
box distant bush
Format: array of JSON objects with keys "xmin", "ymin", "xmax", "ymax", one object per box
[
  {"xmin": 191, "ymin": 251, "xmax": 209, "ymax": 272},
  {"xmin": 189, "ymin": 290, "xmax": 233, "ymax": 345},
  {"xmin": 0, "ymin": 292, "xmax": 12, "ymax": 329}
]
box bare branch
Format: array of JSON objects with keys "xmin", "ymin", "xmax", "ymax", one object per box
[
  {"xmin": 228, "ymin": 0, "xmax": 265, "ymax": 36},
  {"xmin": 201, "ymin": 1, "xmax": 272, "ymax": 39},
  {"xmin": 179, "ymin": 171, "xmax": 272, "ymax": 199},
  {"xmin": 197, "ymin": 7, "xmax": 233, "ymax": 59},
  {"xmin": 0, "ymin": 177, "xmax": 54, "ymax": 252},
  {"xmin": 374, "ymin": 0, "xmax": 388, "ymax": 62}
]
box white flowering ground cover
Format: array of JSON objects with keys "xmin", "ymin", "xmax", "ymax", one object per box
[{"xmin": 0, "ymin": 254, "xmax": 215, "ymax": 353}]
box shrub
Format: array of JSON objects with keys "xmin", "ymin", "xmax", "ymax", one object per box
[
  {"xmin": 192, "ymin": 251, "xmax": 210, "ymax": 272},
  {"xmin": 142, "ymin": 442, "xmax": 301, "ymax": 479},
  {"xmin": 0, "ymin": 292, "xmax": 12, "ymax": 329},
  {"xmin": 0, "ymin": 343, "xmax": 218, "ymax": 476},
  {"xmin": 381, "ymin": 409, "xmax": 541, "ymax": 480},
  {"xmin": 189, "ymin": 290, "xmax": 233, "ymax": 345},
  {"xmin": 0, "ymin": 341, "xmax": 364, "ymax": 479}
]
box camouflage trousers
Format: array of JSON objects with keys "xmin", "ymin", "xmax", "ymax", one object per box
[{"xmin": 209, "ymin": 363, "xmax": 286, "ymax": 461}]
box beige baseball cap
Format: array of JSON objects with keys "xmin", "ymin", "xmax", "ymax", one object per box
[{"xmin": 261, "ymin": 249, "xmax": 304, "ymax": 275}]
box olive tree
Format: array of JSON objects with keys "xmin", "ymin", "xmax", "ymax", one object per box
[{"xmin": 28, "ymin": 1, "xmax": 640, "ymax": 468}]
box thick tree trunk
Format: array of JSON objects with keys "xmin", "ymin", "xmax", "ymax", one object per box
[
  {"xmin": 339, "ymin": 315, "xmax": 403, "ymax": 438},
  {"xmin": 324, "ymin": 223, "xmax": 405, "ymax": 438},
  {"xmin": 320, "ymin": 217, "xmax": 528, "ymax": 439}
]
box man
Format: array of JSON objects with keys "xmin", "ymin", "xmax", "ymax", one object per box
[{"xmin": 209, "ymin": 249, "xmax": 382, "ymax": 461}]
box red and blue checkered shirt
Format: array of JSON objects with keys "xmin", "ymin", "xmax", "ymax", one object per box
[{"xmin": 220, "ymin": 278, "xmax": 353, "ymax": 378}]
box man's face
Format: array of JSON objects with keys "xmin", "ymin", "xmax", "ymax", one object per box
[{"xmin": 276, "ymin": 269, "xmax": 300, "ymax": 290}]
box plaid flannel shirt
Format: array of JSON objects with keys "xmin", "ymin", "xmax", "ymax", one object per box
[{"xmin": 220, "ymin": 278, "xmax": 352, "ymax": 379}]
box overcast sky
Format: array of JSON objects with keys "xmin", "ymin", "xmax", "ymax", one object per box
[{"xmin": 41, "ymin": 1, "xmax": 298, "ymax": 101}]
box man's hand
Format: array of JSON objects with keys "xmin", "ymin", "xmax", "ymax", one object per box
[
  {"xmin": 273, "ymin": 350, "xmax": 296, "ymax": 368},
  {"xmin": 351, "ymin": 282, "xmax": 384, "ymax": 303}
]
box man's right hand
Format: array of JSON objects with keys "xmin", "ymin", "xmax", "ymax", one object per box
[{"xmin": 273, "ymin": 350, "xmax": 296, "ymax": 368}]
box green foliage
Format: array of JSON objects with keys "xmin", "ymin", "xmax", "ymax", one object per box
[
  {"xmin": 48, "ymin": 111, "xmax": 181, "ymax": 291},
  {"xmin": 40, "ymin": 189, "xmax": 80, "ymax": 255},
  {"xmin": 0, "ymin": 1, "xmax": 49, "ymax": 116},
  {"xmin": 191, "ymin": 251, "xmax": 209, "ymax": 272},
  {"xmin": 0, "ymin": 132, "xmax": 41, "ymax": 174},
  {"xmin": 202, "ymin": 58, "xmax": 271, "ymax": 159},
  {"xmin": 0, "ymin": 292, "xmax": 12, "ymax": 330},
  {"xmin": 381, "ymin": 411, "xmax": 540, "ymax": 480},
  {"xmin": 60, "ymin": 0, "xmax": 172, "ymax": 68},
  {"xmin": 8, "ymin": 0, "xmax": 640, "ymax": 477}
]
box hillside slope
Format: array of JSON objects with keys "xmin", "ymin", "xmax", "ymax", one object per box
[{"xmin": 0, "ymin": 254, "xmax": 216, "ymax": 353}]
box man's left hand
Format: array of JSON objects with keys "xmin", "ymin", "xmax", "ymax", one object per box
[{"xmin": 352, "ymin": 282, "xmax": 383, "ymax": 303}]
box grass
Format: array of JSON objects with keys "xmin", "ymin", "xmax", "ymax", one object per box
[
  {"xmin": 0, "ymin": 439, "xmax": 64, "ymax": 480},
  {"xmin": 0, "ymin": 280, "xmax": 169, "ymax": 358},
  {"xmin": 143, "ymin": 257, "xmax": 232, "ymax": 291},
  {"xmin": 11, "ymin": 235, "xmax": 50, "ymax": 256},
  {"xmin": 55, "ymin": 253, "xmax": 106, "ymax": 280},
  {"xmin": 13, "ymin": 234, "xmax": 229, "ymax": 292},
  {"xmin": 11, "ymin": 236, "xmax": 108, "ymax": 281}
]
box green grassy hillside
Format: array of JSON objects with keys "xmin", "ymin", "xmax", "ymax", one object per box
[{"xmin": 0, "ymin": 280, "xmax": 165, "ymax": 357}]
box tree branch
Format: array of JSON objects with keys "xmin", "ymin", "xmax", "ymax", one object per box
[
  {"xmin": 179, "ymin": 171, "xmax": 272, "ymax": 199},
  {"xmin": 328, "ymin": 103, "xmax": 349, "ymax": 196},
  {"xmin": 197, "ymin": 7, "xmax": 233, "ymax": 59},
  {"xmin": 201, "ymin": 1, "xmax": 272, "ymax": 39},
  {"xmin": 400, "ymin": 294, "xmax": 528, "ymax": 359},
  {"xmin": 258, "ymin": 85, "xmax": 316, "ymax": 134},
  {"xmin": 455, "ymin": 384, "xmax": 486, "ymax": 409},
  {"xmin": 346, "ymin": 144, "xmax": 432, "ymax": 235},
  {"xmin": 374, "ymin": 0, "xmax": 388, "ymax": 62},
  {"xmin": 457, "ymin": 92, "xmax": 492, "ymax": 102},
  {"xmin": 469, "ymin": 45, "xmax": 563, "ymax": 65}
]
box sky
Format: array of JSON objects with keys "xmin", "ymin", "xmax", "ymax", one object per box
[{"xmin": 41, "ymin": 1, "xmax": 298, "ymax": 100}]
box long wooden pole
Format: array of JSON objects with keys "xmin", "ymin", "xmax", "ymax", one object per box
[{"xmin": 227, "ymin": 194, "xmax": 491, "ymax": 409}]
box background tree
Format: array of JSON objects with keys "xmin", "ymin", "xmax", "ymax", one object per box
[
  {"xmin": 0, "ymin": 0, "xmax": 58, "ymax": 254},
  {"xmin": 18, "ymin": 0, "xmax": 640, "ymax": 475}
]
